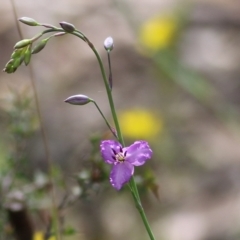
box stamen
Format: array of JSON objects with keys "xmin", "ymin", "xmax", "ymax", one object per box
[
  {"xmin": 115, "ymin": 152, "xmax": 125, "ymax": 162},
  {"xmin": 112, "ymin": 148, "xmax": 117, "ymax": 155}
]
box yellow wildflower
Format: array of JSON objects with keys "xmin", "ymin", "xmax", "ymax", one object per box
[
  {"xmin": 34, "ymin": 231, "xmax": 56, "ymax": 240},
  {"xmin": 119, "ymin": 108, "xmax": 163, "ymax": 139},
  {"xmin": 139, "ymin": 15, "xmax": 177, "ymax": 51}
]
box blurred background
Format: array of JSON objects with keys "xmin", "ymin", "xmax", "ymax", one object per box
[{"xmin": 1, "ymin": 0, "xmax": 240, "ymax": 239}]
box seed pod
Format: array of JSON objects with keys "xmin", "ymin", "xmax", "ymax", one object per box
[
  {"xmin": 64, "ymin": 94, "xmax": 92, "ymax": 105},
  {"xmin": 32, "ymin": 38, "xmax": 49, "ymax": 54},
  {"xmin": 59, "ymin": 21, "xmax": 76, "ymax": 33},
  {"xmin": 14, "ymin": 39, "xmax": 32, "ymax": 49},
  {"xmin": 19, "ymin": 17, "xmax": 39, "ymax": 26}
]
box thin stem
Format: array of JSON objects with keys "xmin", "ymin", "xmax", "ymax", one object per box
[
  {"xmin": 107, "ymin": 51, "xmax": 113, "ymax": 90},
  {"xmin": 70, "ymin": 32, "xmax": 124, "ymax": 144},
  {"xmin": 130, "ymin": 188, "xmax": 155, "ymax": 240},
  {"xmin": 128, "ymin": 177, "xmax": 156, "ymax": 240},
  {"xmin": 91, "ymin": 100, "xmax": 118, "ymax": 139},
  {"xmin": 129, "ymin": 177, "xmax": 140, "ymax": 201},
  {"xmin": 88, "ymin": 41, "xmax": 124, "ymax": 144}
]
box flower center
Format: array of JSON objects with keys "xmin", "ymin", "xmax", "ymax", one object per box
[
  {"xmin": 112, "ymin": 147, "xmax": 127, "ymax": 163},
  {"xmin": 115, "ymin": 152, "xmax": 125, "ymax": 162}
]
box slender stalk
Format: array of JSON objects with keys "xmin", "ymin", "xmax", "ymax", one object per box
[
  {"xmin": 83, "ymin": 36, "xmax": 125, "ymax": 144},
  {"xmin": 130, "ymin": 187, "xmax": 155, "ymax": 240},
  {"xmin": 91, "ymin": 100, "xmax": 118, "ymax": 139},
  {"xmin": 107, "ymin": 51, "xmax": 113, "ymax": 90},
  {"xmin": 63, "ymin": 31, "xmax": 122, "ymax": 143},
  {"xmin": 129, "ymin": 177, "xmax": 140, "ymax": 201}
]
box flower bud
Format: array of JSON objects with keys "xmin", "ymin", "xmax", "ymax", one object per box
[
  {"xmin": 3, "ymin": 59, "xmax": 14, "ymax": 73},
  {"xmin": 12, "ymin": 58, "xmax": 21, "ymax": 69},
  {"xmin": 24, "ymin": 48, "xmax": 32, "ymax": 66},
  {"xmin": 11, "ymin": 49, "xmax": 22, "ymax": 59},
  {"xmin": 14, "ymin": 39, "xmax": 32, "ymax": 49},
  {"xmin": 32, "ymin": 38, "xmax": 49, "ymax": 54},
  {"xmin": 3, "ymin": 66, "xmax": 14, "ymax": 73},
  {"xmin": 104, "ymin": 37, "xmax": 114, "ymax": 51},
  {"xmin": 59, "ymin": 22, "xmax": 76, "ymax": 33},
  {"xmin": 19, "ymin": 17, "xmax": 39, "ymax": 26},
  {"xmin": 5, "ymin": 59, "xmax": 14, "ymax": 67},
  {"xmin": 64, "ymin": 94, "xmax": 92, "ymax": 105}
]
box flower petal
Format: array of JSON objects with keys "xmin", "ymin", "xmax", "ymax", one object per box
[
  {"xmin": 100, "ymin": 140, "xmax": 122, "ymax": 164},
  {"xmin": 110, "ymin": 162, "xmax": 134, "ymax": 190},
  {"xmin": 125, "ymin": 141, "xmax": 152, "ymax": 166}
]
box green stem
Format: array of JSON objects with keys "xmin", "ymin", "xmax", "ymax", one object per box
[
  {"xmin": 107, "ymin": 51, "xmax": 113, "ymax": 90},
  {"xmin": 88, "ymin": 41, "xmax": 124, "ymax": 144},
  {"xmin": 69, "ymin": 32, "xmax": 123, "ymax": 143},
  {"xmin": 130, "ymin": 186, "xmax": 155, "ymax": 240},
  {"xmin": 91, "ymin": 100, "xmax": 118, "ymax": 139},
  {"xmin": 129, "ymin": 177, "xmax": 140, "ymax": 201}
]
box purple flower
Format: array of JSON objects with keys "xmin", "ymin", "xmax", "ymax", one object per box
[{"xmin": 100, "ymin": 140, "xmax": 152, "ymax": 190}]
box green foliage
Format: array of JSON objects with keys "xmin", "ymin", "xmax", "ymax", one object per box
[{"xmin": 62, "ymin": 226, "xmax": 76, "ymax": 236}]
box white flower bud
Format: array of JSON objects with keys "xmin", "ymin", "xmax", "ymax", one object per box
[
  {"xmin": 64, "ymin": 94, "xmax": 92, "ymax": 105},
  {"xmin": 104, "ymin": 37, "xmax": 114, "ymax": 51},
  {"xmin": 19, "ymin": 17, "xmax": 40, "ymax": 26}
]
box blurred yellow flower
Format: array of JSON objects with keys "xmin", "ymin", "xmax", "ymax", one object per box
[
  {"xmin": 139, "ymin": 15, "xmax": 177, "ymax": 51},
  {"xmin": 119, "ymin": 109, "xmax": 163, "ymax": 139},
  {"xmin": 34, "ymin": 232, "xmax": 56, "ymax": 240}
]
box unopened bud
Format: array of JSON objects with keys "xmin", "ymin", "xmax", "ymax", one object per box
[
  {"xmin": 19, "ymin": 17, "xmax": 39, "ymax": 26},
  {"xmin": 14, "ymin": 39, "xmax": 32, "ymax": 49},
  {"xmin": 12, "ymin": 58, "xmax": 21, "ymax": 69},
  {"xmin": 11, "ymin": 49, "xmax": 22, "ymax": 59},
  {"xmin": 104, "ymin": 37, "xmax": 114, "ymax": 51},
  {"xmin": 32, "ymin": 38, "xmax": 49, "ymax": 54},
  {"xmin": 59, "ymin": 22, "xmax": 76, "ymax": 33},
  {"xmin": 3, "ymin": 59, "xmax": 14, "ymax": 73},
  {"xmin": 3, "ymin": 66, "xmax": 15, "ymax": 73},
  {"xmin": 24, "ymin": 47, "xmax": 32, "ymax": 66},
  {"xmin": 64, "ymin": 94, "xmax": 92, "ymax": 105},
  {"xmin": 5, "ymin": 59, "xmax": 14, "ymax": 67}
]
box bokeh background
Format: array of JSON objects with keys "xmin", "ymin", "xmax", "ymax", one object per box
[{"xmin": 1, "ymin": 0, "xmax": 240, "ymax": 240}]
